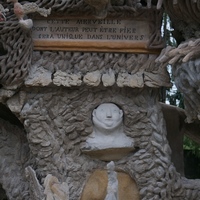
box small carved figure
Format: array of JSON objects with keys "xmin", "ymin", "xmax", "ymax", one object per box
[
  {"xmin": 105, "ymin": 161, "xmax": 119, "ymax": 200},
  {"xmin": 84, "ymin": 103, "xmax": 134, "ymax": 150},
  {"xmin": 7, "ymin": 0, "xmax": 51, "ymax": 29},
  {"xmin": 0, "ymin": 4, "xmax": 9, "ymax": 21}
]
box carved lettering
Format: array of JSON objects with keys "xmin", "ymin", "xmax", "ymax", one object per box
[
  {"xmin": 32, "ymin": 18, "xmax": 151, "ymax": 52},
  {"xmin": 39, "ymin": 34, "xmax": 54, "ymax": 39},
  {"xmin": 76, "ymin": 19, "xmax": 121, "ymax": 25},
  {"xmin": 32, "ymin": 27, "xmax": 47, "ymax": 31},
  {"xmin": 82, "ymin": 27, "xmax": 98, "ymax": 32},
  {"xmin": 47, "ymin": 19, "xmax": 70, "ymax": 24},
  {"xmin": 87, "ymin": 34, "xmax": 103, "ymax": 39},
  {"xmin": 50, "ymin": 27, "xmax": 79, "ymax": 32},
  {"xmin": 57, "ymin": 34, "xmax": 83, "ymax": 39}
]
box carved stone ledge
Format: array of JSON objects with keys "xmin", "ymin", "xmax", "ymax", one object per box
[
  {"xmin": 82, "ymin": 147, "xmax": 136, "ymax": 161},
  {"xmin": 25, "ymin": 51, "xmax": 171, "ymax": 89}
]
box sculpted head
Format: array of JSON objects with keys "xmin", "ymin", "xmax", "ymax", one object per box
[{"xmin": 92, "ymin": 103, "xmax": 123, "ymax": 131}]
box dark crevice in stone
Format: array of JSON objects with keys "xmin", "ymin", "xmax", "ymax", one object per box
[
  {"xmin": 0, "ymin": 103, "xmax": 23, "ymax": 128},
  {"xmin": 0, "ymin": 185, "xmax": 8, "ymax": 200},
  {"xmin": 0, "ymin": 43, "xmax": 7, "ymax": 56}
]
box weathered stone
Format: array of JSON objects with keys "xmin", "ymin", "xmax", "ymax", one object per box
[
  {"xmin": 25, "ymin": 65, "xmax": 52, "ymax": 86},
  {"xmin": 6, "ymin": 91, "xmax": 26, "ymax": 114},
  {"xmin": 83, "ymin": 71, "xmax": 101, "ymax": 86},
  {"xmin": 25, "ymin": 166, "xmax": 44, "ymax": 200},
  {"xmin": 53, "ymin": 71, "xmax": 82, "ymax": 87},
  {"xmin": 1, "ymin": 1, "xmax": 200, "ymax": 199},
  {"xmin": 0, "ymin": 119, "xmax": 31, "ymax": 199},
  {"xmin": 0, "ymin": 89, "xmax": 15, "ymax": 103},
  {"xmin": 117, "ymin": 72, "xmax": 144, "ymax": 88},
  {"xmin": 102, "ymin": 69, "xmax": 115, "ymax": 87}
]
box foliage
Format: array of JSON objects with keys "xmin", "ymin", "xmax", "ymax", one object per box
[
  {"xmin": 165, "ymin": 85, "xmax": 184, "ymax": 109},
  {"xmin": 183, "ymin": 136, "xmax": 200, "ymax": 158},
  {"xmin": 162, "ymin": 12, "xmax": 177, "ymax": 47}
]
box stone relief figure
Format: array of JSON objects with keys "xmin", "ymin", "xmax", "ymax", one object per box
[
  {"xmin": 104, "ymin": 161, "xmax": 119, "ymax": 200},
  {"xmin": 83, "ymin": 103, "xmax": 134, "ymax": 150},
  {"xmin": 7, "ymin": 0, "xmax": 51, "ymax": 29}
]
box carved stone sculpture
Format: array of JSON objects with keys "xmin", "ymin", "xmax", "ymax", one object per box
[
  {"xmin": 0, "ymin": 0, "xmax": 200, "ymax": 199},
  {"xmin": 104, "ymin": 161, "xmax": 118, "ymax": 200},
  {"xmin": 83, "ymin": 103, "xmax": 134, "ymax": 149},
  {"xmin": 81, "ymin": 103, "xmax": 134, "ymax": 160},
  {"xmin": 7, "ymin": 0, "xmax": 51, "ymax": 29}
]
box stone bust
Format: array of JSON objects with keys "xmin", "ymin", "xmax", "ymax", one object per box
[{"xmin": 83, "ymin": 103, "xmax": 134, "ymax": 150}]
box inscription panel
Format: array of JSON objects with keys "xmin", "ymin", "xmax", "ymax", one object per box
[{"xmin": 32, "ymin": 18, "xmax": 158, "ymax": 53}]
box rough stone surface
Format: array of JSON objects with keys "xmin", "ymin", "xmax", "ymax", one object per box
[
  {"xmin": 83, "ymin": 71, "xmax": 101, "ymax": 86},
  {"xmin": 10, "ymin": 86, "xmax": 199, "ymax": 200},
  {"xmin": 53, "ymin": 71, "xmax": 82, "ymax": 87},
  {"xmin": 0, "ymin": 1, "xmax": 200, "ymax": 200},
  {"xmin": 6, "ymin": 91, "xmax": 26, "ymax": 114},
  {"xmin": 0, "ymin": 89, "xmax": 15, "ymax": 103},
  {"xmin": 156, "ymin": 1, "xmax": 200, "ymax": 123},
  {"xmin": 0, "ymin": 1, "xmax": 164, "ymax": 88},
  {"xmin": 117, "ymin": 72, "xmax": 144, "ymax": 88},
  {"xmin": 102, "ymin": 69, "xmax": 115, "ymax": 87},
  {"xmin": 25, "ymin": 65, "xmax": 52, "ymax": 87},
  {"xmin": 0, "ymin": 118, "xmax": 33, "ymax": 200},
  {"xmin": 1, "ymin": 83, "xmax": 200, "ymax": 199},
  {"xmin": 30, "ymin": 52, "xmax": 171, "ymax": 89},
  {"xmin": 157, "ymin": 48, "xmax": 200, "ymax": 122},
  {"xmin": 161, "ymin": 103, "xmax": 185, "ymax": 176},
  {"xmin": 25, "ymin": 166, "xmax": 44, "ymax": 200}
]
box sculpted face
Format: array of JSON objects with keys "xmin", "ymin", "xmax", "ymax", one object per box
[{"xmin": 93, "ymin": 103, "xmax": 123, "ymax": 130}]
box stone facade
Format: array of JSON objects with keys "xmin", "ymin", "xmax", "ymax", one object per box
[{"xmin": 0, "ymin": 0, "xmax": 200, "ymax": 200}]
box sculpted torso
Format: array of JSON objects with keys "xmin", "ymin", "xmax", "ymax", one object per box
[{"xmin": 84, "ymin": 103, "xmax": 134, "ymax": 149}]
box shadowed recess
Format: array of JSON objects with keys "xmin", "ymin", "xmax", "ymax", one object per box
[
  {"xmin": 0, "ymin": 103, "xmax": 23, "ymax": 127},
  {"xmin": 0, "ymin": 184, "xmax": 8, "ymax": 200},
  {"xmin": 0, "ymin": 43, "xmax": 7, "ymax": 56}
]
